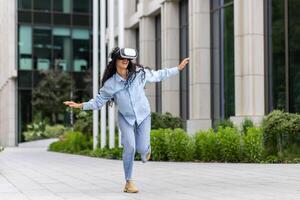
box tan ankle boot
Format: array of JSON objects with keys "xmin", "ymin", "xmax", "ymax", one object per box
[
  {"xmin": 146, "ymin": 152, "xmax": 151, "ymax": 161},
  {"xmin": 142, "ymin": 152, "xmax": 151, "ymax": 163},
  {"xmin": 124, "ymin": 180, "xmax": 139, "ymax": 193}
]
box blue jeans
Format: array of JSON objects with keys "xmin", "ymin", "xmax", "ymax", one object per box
[{"xmin": 118, "ymin": 112, "xmax": 151, "ymax": 181}]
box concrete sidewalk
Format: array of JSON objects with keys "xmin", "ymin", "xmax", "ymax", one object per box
[{"xmin": 0, "ymin": 147, "xmax": 300, "ymax": 200}]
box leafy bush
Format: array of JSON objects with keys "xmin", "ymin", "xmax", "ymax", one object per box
[
  {"xmin": 44, "ymin": 124, "xmax": 67, "ymax": 138},
  {"xmin": 48, "ymin": 131, "xmax": 92, "ymax": 153},
  {"xmin": 194, "ymin": 129, "xmax": 219, "ymax": 161},
  {"xmin": 216, "ymin": 127, "xmax": 242, "ymax": 162},
  {"xmin": 241, "ymin": 118, "xmax": 254, "ymax": 134},
  {"xmin": 73, "ymin": 110, "xmax": 93, "ymax": 136},
  {"xmin": 150, "ymin": 129, "xmax": 171, "ymax": 161},
  {"xmin": 166, "ymin": 128, "xmax": 195, "ymax": 161},
  {"xmin": 215, "ymin": 119, "xmax": 234, "ymax": 130},
  {"xmin": 23, "ymin": 121, "xmax": 47, "ymax": 141},
  {"xmin": 151, "ymin": 112, "xmax": 183, "ymax": 129},
  {"xmin": 262, "ymin": 110, "xmax": 300, "ymax": 157},
  {"xmin": 23, "ymin": 121, "xmax": 68, "ymax": 141},
  {"xmin": 0, "ymin": 146, "xmax": 4, "ymax": 152},
  {"xmin": 90, "ymin": 147, "xmax": 123, "ymax": 160},
  {"xmin": 242, "ymin": 127, "xmax": 264, "ymax": 162}
]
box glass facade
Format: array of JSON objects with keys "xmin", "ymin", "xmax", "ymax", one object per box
[
  {"xmin": 211, "ymin": 0, "xmax": 235, "ymax": 125},
  {"xmin": 179, "ymin": 0, "xmax": 189, "ymax": 121},
  {"xmin": 17, "ymin": 0, "xmax": 93, "ymax": 142},
  {"xmin": 266, "ymin": 0, "xmax": 300, "ymax": 113},
  {"xmin": 155, "ymin": 15, "xmax": 162, "ymax": 113}
]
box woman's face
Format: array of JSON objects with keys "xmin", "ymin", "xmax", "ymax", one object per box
[{"xmin": 116, "ymin": 58, "xmax": 129, "ymax": 70}]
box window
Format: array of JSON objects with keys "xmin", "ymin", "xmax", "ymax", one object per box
[
  {"xmin": 155, "ymin": 15, "xmax": 162, "ymax": 113},
  {"xmin": 33, "ymin": 28, "xmax": 52, "ymax": 70},
  {"xmin": 18, "ymin": 0, "xmax": 31, "ymax": 9},
  {"xmin": 211, "ymin": 0, "xmax": 235, "ymax": 124},
  {"xmin": 18, "ymin": 90, "xmax": 32, "ymax": 142},
  {"xmin": 72, "ymin": 29, "xmax": 90, "ymax": 71},
  {"xmin": 53, "ymin": 28, "xmax": 71, "ymax": 71},
  {"xmin": 265, "ymin": 0, "xmax": 300, "ymax": 113},
  {"xmin": 53, "ymin": 0, "xmax": 71, "ymax": 13},
  {"xmin": 179, "ymin": 0, "xmax": 189, "ymax": 121},
  {"xmin": 33, "ymin": 0, "xmax": 51, "ymax": 11},
  {"xmin": 19, "ymin": 26, "xmax": 33, "ymax": 70},
  {"xmin": 73, "ymin": 0, "xmax": 90, "ymax": 13}
]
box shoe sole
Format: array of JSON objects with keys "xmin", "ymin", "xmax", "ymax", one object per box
[{"xmin": 124, "ymin": 189, "xmax": 139, "ymax": 193}]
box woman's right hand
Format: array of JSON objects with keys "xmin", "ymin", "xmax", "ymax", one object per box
[{"xmin": 63, "ymin": 101, "xmax": 83, "ymax": 109}]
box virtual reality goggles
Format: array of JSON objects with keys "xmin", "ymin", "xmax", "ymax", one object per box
[{"xmin": 111, "ymin": 48, "xmax": 138, "ymax": 60}]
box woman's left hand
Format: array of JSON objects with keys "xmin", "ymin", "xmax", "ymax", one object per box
[{"xmin": 178, "ymin": 57, "xmax": 190, "ymax": 71}]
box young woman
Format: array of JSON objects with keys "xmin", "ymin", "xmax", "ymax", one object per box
[{"xmin": 64, "ymin": 47, "xmax": 189, "ymax": 193}]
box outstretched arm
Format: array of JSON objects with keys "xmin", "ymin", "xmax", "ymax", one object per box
[
  {"xmin": 146, "ymin": 58, "xmax": 189, "ymax": 83},
  {"xmin": 64, "ymin": 82, "xmax": 114, "ymax": 110}
]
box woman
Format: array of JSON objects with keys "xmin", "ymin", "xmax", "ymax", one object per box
[{"xmin": 64, "ymin": 47, "xmax": 189, "ymax": 193}]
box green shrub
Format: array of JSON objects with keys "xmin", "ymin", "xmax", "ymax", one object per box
[
  {"xmin": 216, "ymin": 127, "xmax": 242, "ymax": 162},
  {"xmin": 194, "ymin": 129, "xmax": 219, "ymax": 161},
  {"xmin": 166, "ymin": 128, "xmax": 195, "ymax": 161},
  {"xmin": 262, "ymin": 155, "xmax": 280, "ymax": 163},
  {"xmin": 151, "ymin": 112, "xmax": 183, "ymax": 129},
  {"xmin": 150, "ymin": 129, "xmax": 172, "ymax": 161},
  {"xmin": 23, "ymin": 121, "xmax": 47, "ymax": 141},
  {"xmin": 241, "ymin": 118, "xmax": 254, "ymax": 135},
  {"xmin": 242, "ymin": 127, "xmax": 264, "ymax": 162},
  {"xmin": 48, "ymin": 131, "xmax": 92, "ymax": 153},
  {"xmin": 90, "ymin": 147, "xmax": 123, "ymax": 160},
  {"xmin": 73, "ymin": 110, "xmax": 93, "ymax": 136},
  {"xmin": 215, "ymin": 119, "xmax": 234, "ymax": 130},
  {"xmin": 44, "ymin": 124, "xmax": 67, "ymax": 138},
  {"xmin": 262, "ymin": 110, "xmax": 300, "ymax": 157}
]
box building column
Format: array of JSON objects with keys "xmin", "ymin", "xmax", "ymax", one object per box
[
  {"xmin": 0, "ymin": 0, "xmax": 17, "ymax": 146},
  {"xmin": 161, "ymin": 0, "xmax": 180, "ymax": 116},
  {"xmin": 231, "ymin": 0, "xmax": 265, "ymax": 125},
  {"xmin": 139, "ymin": 16, "xmax": 156, "ymax": 111},
  {"xmin": 186, "ymin": 0, "xmax": 211, "ymax": 134}
]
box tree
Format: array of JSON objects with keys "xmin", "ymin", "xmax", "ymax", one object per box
[{"xmin": 32, "ymin": 70, "xmax": 74, "ymax": 124}]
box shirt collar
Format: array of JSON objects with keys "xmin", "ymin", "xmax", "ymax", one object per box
[{"xmin": 115, "ymin": 72, "xmax": 127, "ymax": 82}]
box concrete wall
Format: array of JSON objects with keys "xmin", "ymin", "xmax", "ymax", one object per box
[{"xmin": 0, "ymin": 0, "xmax": 17, "ymax": 146}]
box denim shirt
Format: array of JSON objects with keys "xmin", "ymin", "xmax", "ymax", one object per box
[{"xmin": 82, "ymin": 66, "xmax": 179, "ymax": 125}]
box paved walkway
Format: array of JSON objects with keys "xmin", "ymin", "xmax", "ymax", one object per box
[{"xmin": 0, "ymin": 147, "xmax": 300, "ymax": 200}]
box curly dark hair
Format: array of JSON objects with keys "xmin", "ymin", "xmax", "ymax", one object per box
[{"xmin": 102, "ymin": 47, "xmax": 150, "ymax": 106}]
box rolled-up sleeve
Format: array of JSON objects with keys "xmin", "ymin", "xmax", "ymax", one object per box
[
  {"xmin": 146, "ymin": 67, "xmax": 179, "ymax": 83},
  {"xmin": 82, "ymin": 82, "xmax": 114, "ymax": 110}
]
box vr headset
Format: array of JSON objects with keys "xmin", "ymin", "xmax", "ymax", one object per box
[{"xmin": 112, "ymin": 48, "xmax": 138, "ymax": 60}]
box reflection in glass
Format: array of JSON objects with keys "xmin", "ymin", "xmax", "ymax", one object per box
[
  {"xmin": 18, "ymin": 0, "xmax": 31, "ymax": 9},
  {"xmin": 73, "ymin": 0, "xmax": 90, "ymax": 13},
  {"xmin": 18, "ymin": 11, "xmax": 32, "ymax": 23},
  {"xmin": 19, "ymin": 26, "xmax": 32, "ymax": 70},
  {"xmin": 33, "ymin": 28, "xmax": 52, "ymax": 70},
  {"xmin": 34, "ymin": 12, "xmax": 51, "ymax": 24},
  {"xmin": 155, "ymin": 15, "xmax": 162, "ymax": 113},
  {"xmin": 211, "ymin": 1, "xmax": 235, "ymax": 123},
  {"xmin": 53, "ymin": 28, "xmax": 71, "ymax": 71},
  {"xmin": 33, "ymin": 0, "xmax": 51, "ymax": 11},
  {"xmin": 223, "ymin": 5, "xmax": 235, "ymax": 118},
  {"xmin": 53, "ymin": 0, "xmax": 71, "ymax": 13},
  {"xmin": 212, "ymin": 8, "xmax": 221, "ymax": 125},
  {"xmin": 72, "ymin": 29, "xmax": 90, "ymax": 71},
  {"xmin": 179, "ymin": 0, "xmax": 189, "ymax": 120},
  {"xmin": 271, "ymin": 0, "xmax": 286, "ymax": 110},
  {"xmin": 288, "ymin": 0, "xmax": 300, "ymax": 112},
  {"xmin": 18, "ymin": 90, "xmax": 32, "ymax": 142},
  {"xmin": 72, "ymin": 14, "xmax": 90, "ymax": 26}
]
